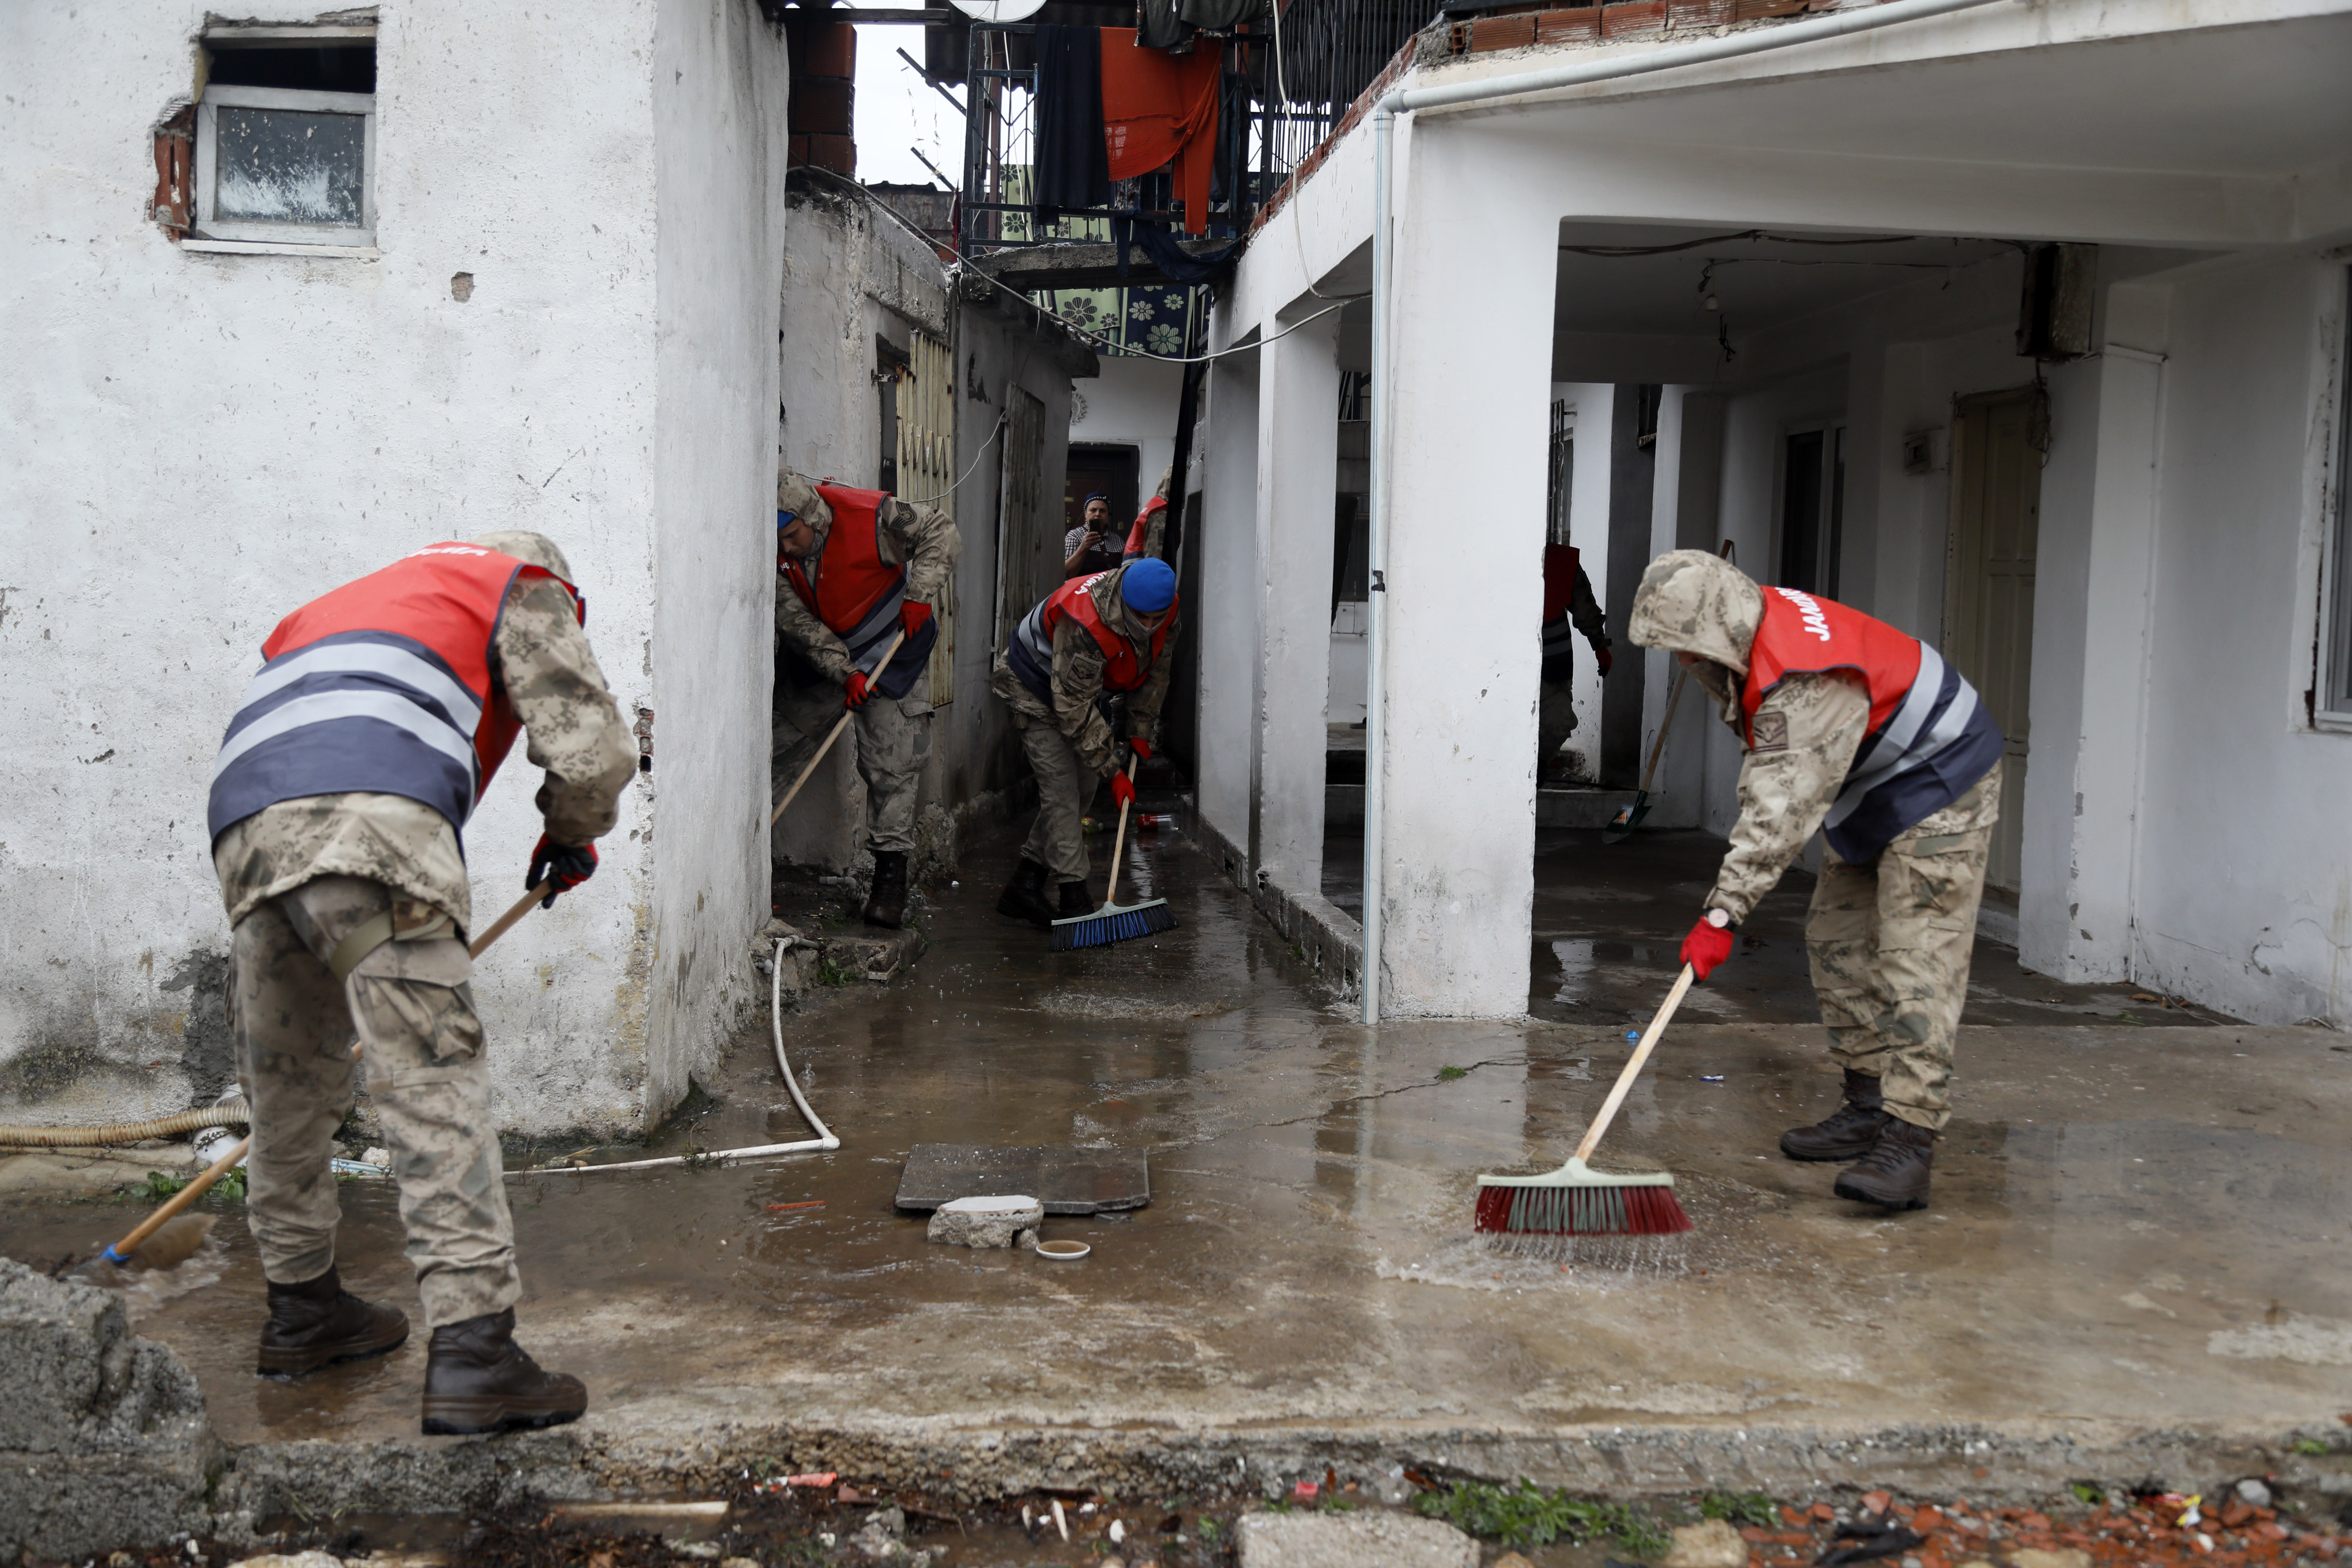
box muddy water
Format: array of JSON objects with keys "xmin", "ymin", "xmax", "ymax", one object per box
[{"xmin": 4, "ymin": 817, "xmax": 2347, "ymax": 1461}]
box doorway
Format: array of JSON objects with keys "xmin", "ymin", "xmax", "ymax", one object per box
[
  {"xmin": 1064, "ymin": 443, "xmax": 1139, "ymax": 543},
  {"xmin": 1944, "ymin": 387, "xmax": 2042, "ymax": 895}
]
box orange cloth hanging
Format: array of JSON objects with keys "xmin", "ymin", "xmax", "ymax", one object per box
[{"xmin": 1098, "ymin": 28, "xmax": 1223, "ymax": 235}]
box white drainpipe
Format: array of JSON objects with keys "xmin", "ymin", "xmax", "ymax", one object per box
[{"xmin": 1360, "ymin": 0, "xmax": 2012, "ymax": 1025}]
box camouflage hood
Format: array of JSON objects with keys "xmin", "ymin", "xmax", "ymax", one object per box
[
  {"xmin": 1627, "ymin": 550, "xmax": 1764, "ymax": 719},
  {"xmin": 775, "ymin": 468, "xmax": 835, "ymax": 550},
  {"xmin": 1627, "ymin": 550, "xmax": 1764, "ymax": 671},
  {"xmin": 471, "ymin": 531, "xmax": 576, "ymax": 584}
]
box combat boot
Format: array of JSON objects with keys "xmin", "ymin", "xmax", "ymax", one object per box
[
  {"xmin": 1832, "ymin": 1116, "xmax": 1937, "ymax": 1210},
  {"xmin": 995, "ymin": 858, "xmax": 1056, "ymax": 929},
  {"xmin": 257, "ymin": 1266, "xmax": 408, "ymax": 1377},
  {"xmin": 1056, "ymin": 880, "xmax": 1095, "ymax": 917},
  {"xmin": 420, "ymin": 1308, "xmax": 587, "ymax": 1435},
  {"xmin": 1779, "ymin": 1068, "xmax": 1889, "ymax": 1162},
  {"xmin": 862, "ymin": 850, "xmax": 908, "ymax": 929}
]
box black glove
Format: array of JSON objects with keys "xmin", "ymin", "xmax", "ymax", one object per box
[{"xmin": 527, "ymin": 833, "xmax": 599, "ymax": 909}]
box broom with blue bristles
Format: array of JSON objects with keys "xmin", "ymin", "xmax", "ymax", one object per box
[
  {"xmin": 1051, "ymin": 754, "xmax": 1176, "ymax": 951},
  {"xmin": 1474, "ymin": 963, "xmax": 1695, "ymax": 1237}
]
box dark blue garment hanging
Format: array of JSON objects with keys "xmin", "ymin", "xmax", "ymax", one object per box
[{"xmin": 1032, "ymin": 25, "xmax": 1112, "ymax": 223}]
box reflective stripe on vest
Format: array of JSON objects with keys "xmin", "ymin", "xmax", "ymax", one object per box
[
  {"xmin": 206, "ymin": 544, "xmax": 570, "ymax": 841},
  {"xmin": 1008, "ymin": 569, "xmax": 1176, "ymax": 704},
  {"xmin": 1743, "ymin": 587, "xmax": 2004, "ymax": 862},
  {"xmin": 781, "ymin": 484, "xmax": 936, "ymax": 694}
]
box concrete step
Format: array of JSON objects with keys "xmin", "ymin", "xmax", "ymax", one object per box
[{"xmin": 1325, "ymin": 783, "xmax": 1637, "ymax": 831}]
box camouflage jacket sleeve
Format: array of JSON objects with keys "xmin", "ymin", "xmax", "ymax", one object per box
[
  {"xmin": 1049, "ymin": 618, "xmax": 1123, "ymax": 777},
  {"xmin": 1124, "ymin": 609, "xmax": 1179, "ymax": 738},
  {"xmin": 877, "ymin": 496, "xmax": 960, "ymax": 610},
  {"xmin": 774, "ymin": 571, "xmax": 854, "ymax": 685},
  {"xmin": 1708, "ymin": 670, "xmax": 1870, "ymax": 923},
  {"xmin": 1569, "ymin": 565, "xmax": 1609, "ymax": 649},
  {"xmin": 496, "ymin": 578, "xmax": 638, "ymax": 846}
]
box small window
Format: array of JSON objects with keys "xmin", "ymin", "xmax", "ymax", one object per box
[{"xmin": 194, "ymin": 31, "xmax": 377, "ymax": 248}]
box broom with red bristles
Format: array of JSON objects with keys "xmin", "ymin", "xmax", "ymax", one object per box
[{"xmin": 1473, "ymin": 963, "xmax": 1696, "ymax": 1238}]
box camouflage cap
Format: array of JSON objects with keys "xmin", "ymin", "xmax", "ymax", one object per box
[
  {"xmin": 470, "ymin": 530, "xmax": 576, "ymax": 584},
  {"xmin": 775, "ymin": 468, "xmax": 833, "ymax": 530},
  {"xmin": 1626, "ymin": 549, "xmax": 1764, "ymax": 678}
]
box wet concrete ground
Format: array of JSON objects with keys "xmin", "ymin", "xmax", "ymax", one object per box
[
  {"xmin": 3, "ymin": 809, "xmax": 2347, "ymax": 1515},
  {"xmin": 1326, "ymin": 824, "xmax": 2240, "ymax": 1029}
]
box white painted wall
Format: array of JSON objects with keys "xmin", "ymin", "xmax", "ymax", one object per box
[
  {"xmin": 649, "ymin": 0, "xmax": 793, "ymax": 1116},
  {"xmin": 2130, "ymin": 256, "xmax": 2352, "ymax": 1023},
  {"xmin": 1068, "ymin": 356, "xmax": 1183, "ymax": 502},
  {"xmin": 0, "ymin": 0, "xmax": 789, "ymax": 1134},
  {"xmin": 1196, "ymin": 341, "xmax": 1262, "ymax": 853}
]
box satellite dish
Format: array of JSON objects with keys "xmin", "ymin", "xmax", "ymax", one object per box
[{"xmin": 948, "ymin": 0, "xmax": 1049, "ymax": 18}]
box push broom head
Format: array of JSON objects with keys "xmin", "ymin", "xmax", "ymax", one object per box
[
  {"xmin": 1050, "ymin": 897, "xmax": 1176, "ymax": 951},
  {"xmin": 1473, "ymin": 1158, "xmax": 1691, "ymax": 1237}
]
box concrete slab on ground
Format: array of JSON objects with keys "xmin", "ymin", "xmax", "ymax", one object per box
[
  {"xmin": 1237, "ymin": 1510, "xmax": 1479, "ymax": 1568},
  {"xmin": 1, "ymin": 817, "xmax": 2344, "ymax": 1519}
]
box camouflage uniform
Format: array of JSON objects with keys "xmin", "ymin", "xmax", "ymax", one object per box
[
  {"xmin": 989, "ymin": 566, "xmax": 1178, "ymax": 883},
  {"xmin": 1539, "ymin": 557, "xmax": 1608, "ymax": 773},
  {"xmin": 1627, "ymin": 550, "xmax": 2000, "ymax": 1132},
  {"xmin": 211, "ymin": 533, "xmax": 637, "ymax": 1327},
  {"xmin": 772, "ymin": 475, "xmax": 958, "ymax": 860}
]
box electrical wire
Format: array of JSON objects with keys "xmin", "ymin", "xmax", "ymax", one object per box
[
  {"xmin": 1558, "ymin": 228, "xmax": 1930, "ymax": 256},
  {"xmin": 794, "ymin": 163, "xmax": 1360, "ymax": 367}
]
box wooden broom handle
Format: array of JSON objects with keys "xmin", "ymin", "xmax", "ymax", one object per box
[
  {"xmin": 1572, "ymin": 963, "xmax": 1695, "ymax": 1163},
  {"xmin": 1101, "ymin": 754, "xmax": 1138, "ymax": 902},
  {"xmin": 769, "ymin": 629, "xmax": 909, "ymax": 827},
  {"xmin": 1636, "ymin": 665, "xmax": 1688, "ymax": 795}
]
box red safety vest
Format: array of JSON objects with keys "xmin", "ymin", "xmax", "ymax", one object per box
[
  {"xmin": 1740, "ymin": 587, "xmax": 1922, "ymax": 747},
  {"xmin": 1542, "ymin": 544, "xmax": 1581, "ymax": 623},
  {"xmin": 1124, "ymin": 495, "xmax": 1167, "ymax": 557},
  {"xmin": 1019, "ymin": 570, "xmax": 1177, "ymax": 695},
  {"xmin": 781, "ymin": 483, "xmax": 901, "ymax": 635},
  {"xmin": 209, "ymin": 543, "xmax": 581, "ymax": 838}
]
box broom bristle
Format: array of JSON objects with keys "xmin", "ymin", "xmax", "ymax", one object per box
[
  {"xmin": 1473, "ymin": 1178, "xmax": 1691, "ymax": 1236},
  {"xmin": 1049, "ymin": 899, "xmax": 1176, "ymax": 952}
]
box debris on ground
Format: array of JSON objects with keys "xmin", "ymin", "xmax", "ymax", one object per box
[{"xmin": 1732, "ymin": 1489, "xmax": 2348, "ymax": 1568}]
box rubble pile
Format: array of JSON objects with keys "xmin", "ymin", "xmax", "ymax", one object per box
[{"xmin": 1735, "ymin": 1486, "xmax": 2348, "ymax": 1568}]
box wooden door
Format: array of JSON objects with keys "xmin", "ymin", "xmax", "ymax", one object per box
[{"xmin": 1944, "ymin": 388, "xmax": 2041, "ymax": 894}]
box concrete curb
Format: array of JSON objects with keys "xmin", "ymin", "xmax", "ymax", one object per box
[
  {"xmin": 1183, "ymin": 799, "xmax": 1362, "ymax": 1001},
  {"xmin": 209, "ymin": 1414, "xmax": 2352, "ymax": 1523}
]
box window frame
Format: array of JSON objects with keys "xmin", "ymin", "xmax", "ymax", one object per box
[
  {"xmin": 1773, "ymin": 418, "xmax": 1848, "ymax": 599},
  {"xmin": 2322, "ymin": 266, "xmax": 2352, "ymax": 728},
  {"xmin": 194, "ymin": 83, "xmax": 377, "ymax": 248}
]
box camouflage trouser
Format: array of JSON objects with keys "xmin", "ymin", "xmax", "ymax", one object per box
[
  {"xmin": 771, "ymin": 670, "xmax": 932, "ymax": 860},
  {"xmin": 1010, "ymin": 706, "xmax": 1100, "ymax": 884},
  {"xmin": 227, "ymin": 875, "xmax": 517, "ymax": 1328},
  {"xmin": 1805, "ymin": 770, "xmax": 2002, "ymax": 1132},
  {"xmin": 1537, "ymin": 675, "xmax": 1577, "ymax": 772}
]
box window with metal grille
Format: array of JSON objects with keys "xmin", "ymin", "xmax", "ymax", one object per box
[{"xmin": 899, "ymin": 331, "xmax": 957, "ymax": 706}]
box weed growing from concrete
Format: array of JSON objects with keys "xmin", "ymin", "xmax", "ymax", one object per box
[
  {"xmin": 1437, "ymin": 1066, "xmax": 1469, "ymax": 1080},
  {"xmin": 138, "ymin": 1166, "xmax": 245, "ymax": 1204},
  {"xmin": 1700, "ymin": 1489, "xmax": 1778, "ymax": 1528},
  {"xmin": 1414, "ymin": 1478, "xmax": 1670, "ymax": 1554}
]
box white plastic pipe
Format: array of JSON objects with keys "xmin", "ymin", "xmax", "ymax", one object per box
[
  {"xmin": 508, "ymin": 938, "xmax": 839, "ymax": 1177},
  {"xmin": 1361, "ymin": 0, "xmax": 2012, "ymax": 1025}
]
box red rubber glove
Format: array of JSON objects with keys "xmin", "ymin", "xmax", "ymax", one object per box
[
  {"xmin": 1128, "ymin": 735, "xmax": 1152, "ymax": 761},
  {"xmin": 1594, "ymin": 644, "xmax": 1614, "ymax": 677},
  {"xmin": 843, "ymin": 670, "xmax": 872, "ymax": 709},
  {"xmin": 1108, "ymin": 770, "xmax": 1138, "ymax": 809},
  {"xmin": 900, "ymin": 601, "xmax": 932, "ymax": 639},
  {"xmin": 1681, "ymin": 913, "xmax": 1736, "ymax": 980},
  {"xmin": 527, "ymin": 833, "xmax": 599, "ymax": 909}
]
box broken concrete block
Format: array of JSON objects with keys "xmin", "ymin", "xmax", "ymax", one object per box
[
  {"xmin": 227, "ymin": 1554, "xmax": 345, "ymax": 1568},
  {"xmin": 2008, "ymin": 1553, "xmax": 2090, "ymax": 1568},
  {"xmin": 1235, "ymin": 1509, "xmax": 1478, "ymax": 1568},
  {"xmin": 927, "ymin": 1194, "xmax": 1045, "ymax": 1248},
  {"xmin": 0, "ymin": 1257, "xmax": 212, "ymax": 1561},
  {"xmin": 1660, "ymin": 1518, "xmax": 1748, "ymax": 1568}
]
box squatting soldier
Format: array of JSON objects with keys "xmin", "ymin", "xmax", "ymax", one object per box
[
  {"xmin": 991, "ymin": 557, "xmax": 1180, "ymax": 926},
  {"xmin": 773, "ymin": 468, "xmax": 960, "ymax": 929},
  {"xmin": 1627, "ymin": 549, "xmax": 2004, "ymax": 1211},
  {"xmin": 208, "ymin": 532, "xmax": 636, "ymax": 1433}
]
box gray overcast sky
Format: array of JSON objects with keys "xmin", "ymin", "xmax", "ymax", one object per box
[{"xmin": 854, "ymin": 25, "xmax": 967, "ymax": 190}]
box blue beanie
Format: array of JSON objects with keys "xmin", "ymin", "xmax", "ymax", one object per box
[{"xmin": 1120, "ymin": 557, "xmax": 1176, "ymax": 613}]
